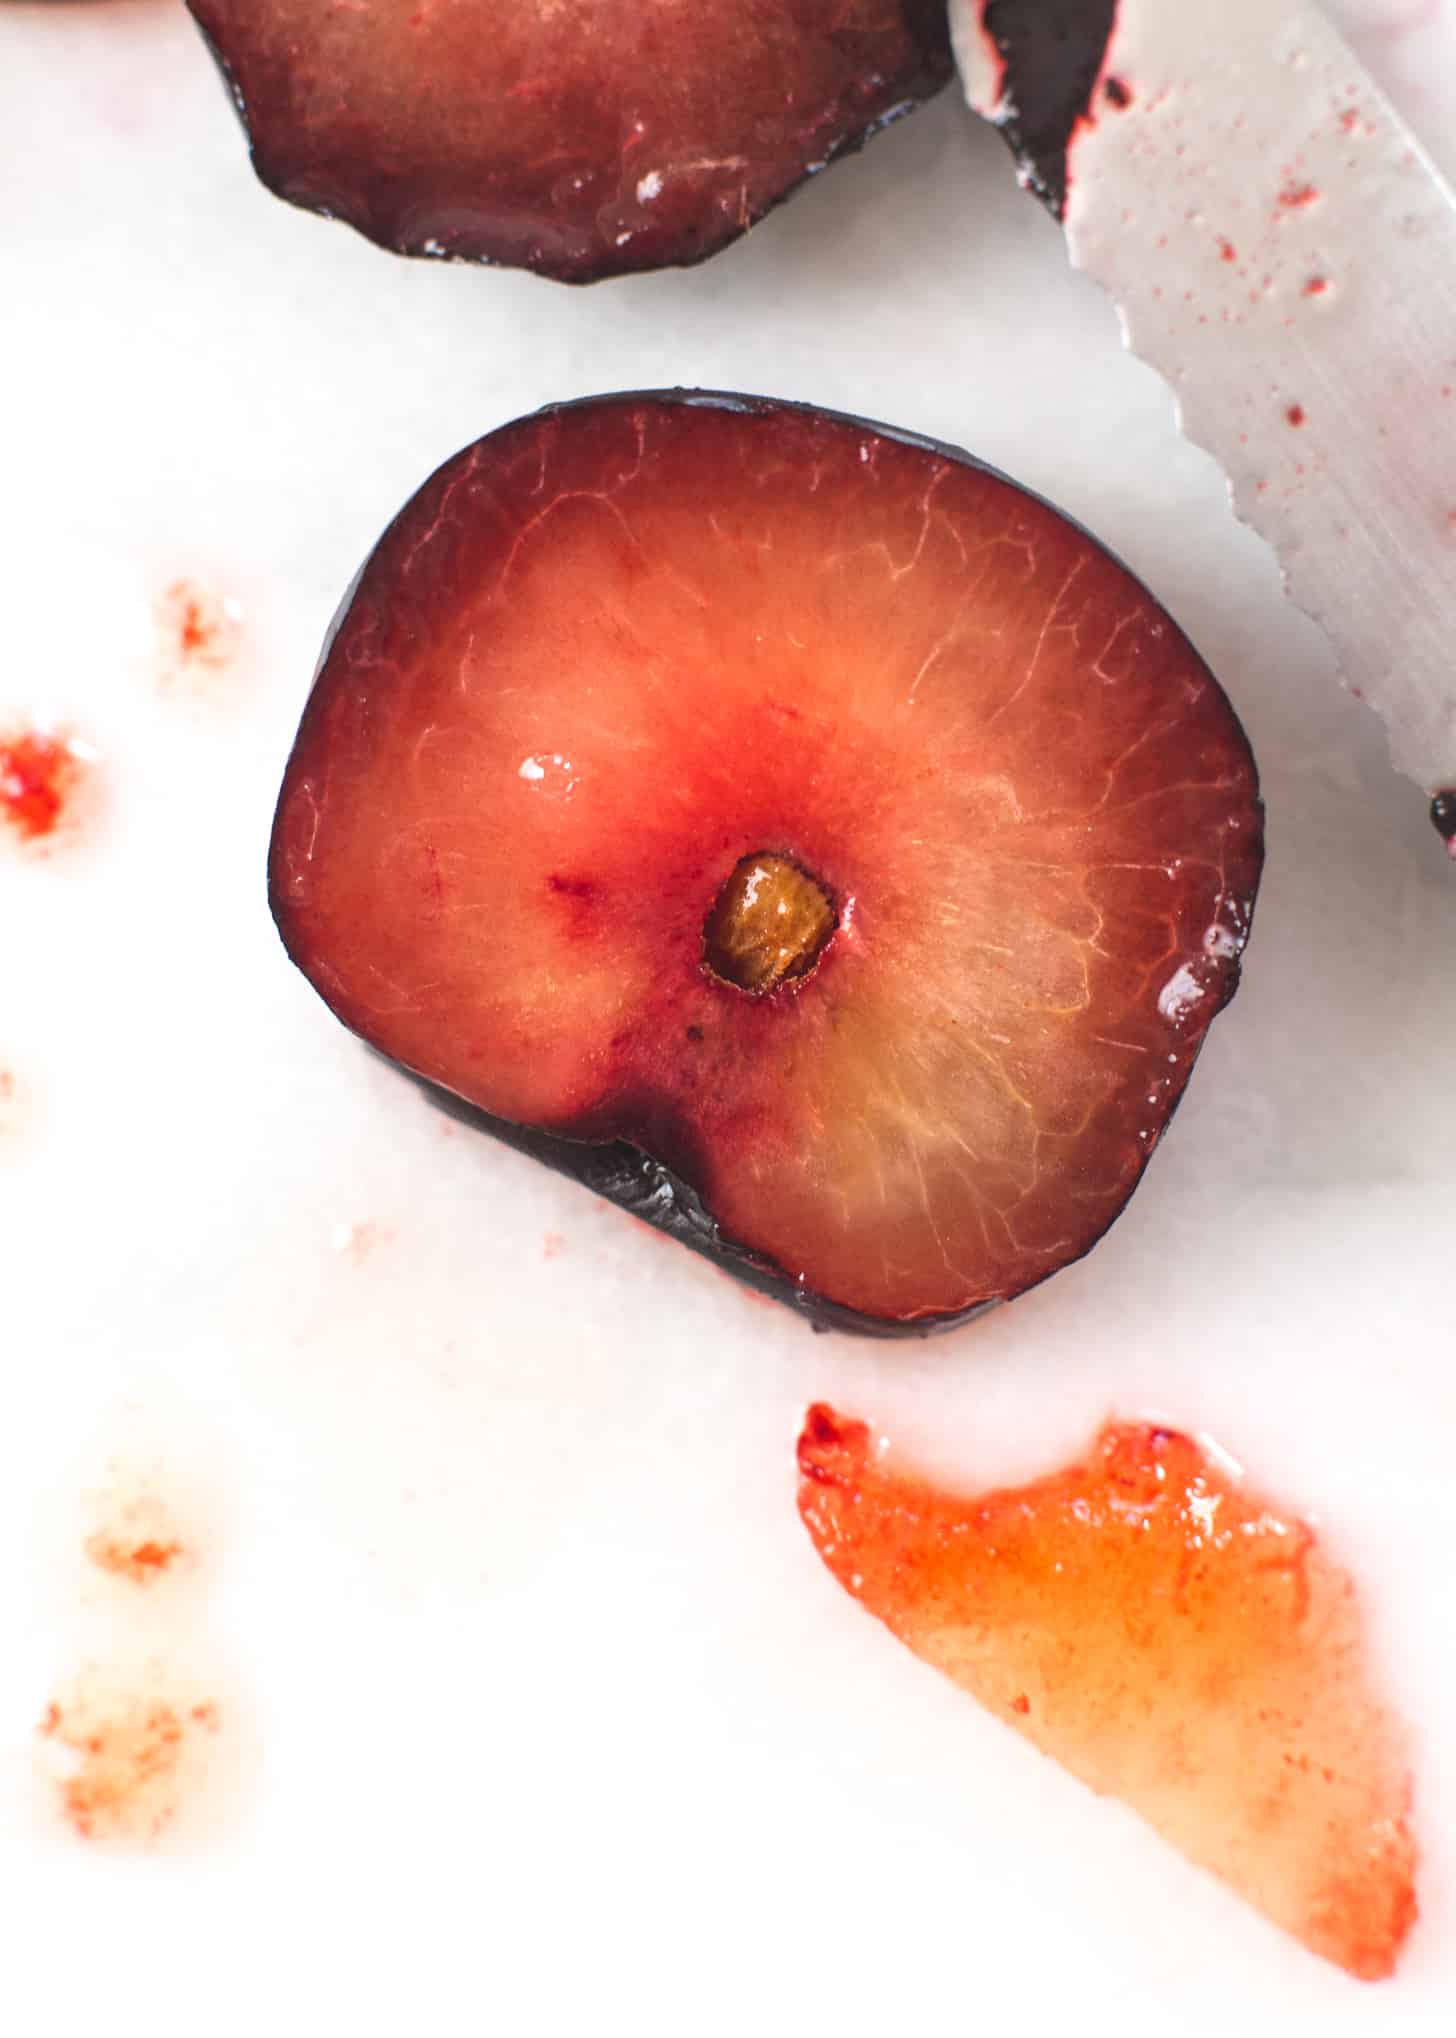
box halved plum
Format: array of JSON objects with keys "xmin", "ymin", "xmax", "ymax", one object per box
[
  {"xmin": 269, "ymin": 392, "xmax": 1263, "ymax": 1334},
  {"xmin": 185, "ymin": 0, "xmax": 952, "ymax": 282}
]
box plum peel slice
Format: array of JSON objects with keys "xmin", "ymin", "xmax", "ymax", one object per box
[
  {"xmin": 270, "ymin": 390, "xmax": 1263, "ymax": 1335},
  {"xmin": 184, "ymin": 0, "xmax": 953, "ymax": 282},
  {"xmin": 798, "ymin": 1406, "xmax": 1419, "ymax": 1979}
]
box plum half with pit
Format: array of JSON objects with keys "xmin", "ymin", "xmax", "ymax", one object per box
[
  {"xmin": 184, "ymin": 0, "xmax": 953, "ymax": 282},
  {"xmin": 269, "ymin": 392, "xmax": 1263, "ymax": 1335}
]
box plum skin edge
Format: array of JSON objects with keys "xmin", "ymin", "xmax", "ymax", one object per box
[{"xmin": 269, "ymin": 387, "xmax": 1265, "ymax": 1340}]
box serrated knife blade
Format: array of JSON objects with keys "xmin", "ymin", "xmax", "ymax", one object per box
[{"xmin": 955, "ymin": 0, "xmax": 1456, "ymax": 858}]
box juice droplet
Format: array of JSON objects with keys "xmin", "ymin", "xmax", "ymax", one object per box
[
  {"xmin": 157, "ymin": 580, "xmax": 243, "ymax": 681},
  {"xmin": 0, "ymin": 729, "xmax": 85, "ymax": 842}
]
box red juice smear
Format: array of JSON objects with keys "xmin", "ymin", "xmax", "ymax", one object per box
[
  {"xmin": 1286, "ymin": 403, "xmax": 1307, "ymax": 427},
  {"xmin": 39, "ymin": 1680, "xmax": 223, "ymax": 1845},
  {"xmin": 85, "ymin": 1496, "xmax": 187, "ymax": 1587},
  {"xmin": 798, "ymin": 1408, "xmax": 1418, "ymax": 1981}
]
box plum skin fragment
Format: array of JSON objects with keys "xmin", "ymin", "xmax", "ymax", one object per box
[{"xmin": 269, "ymin": 390, "xmax": 1263, "ymax": 1335}]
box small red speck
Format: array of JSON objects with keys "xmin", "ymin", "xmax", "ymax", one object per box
[
  {"xmin": 1351, "ymin": 686, "xmax": 1365, "ymax": 701},
  {"xmin": 542, "ymin": 1231, "xmax": 565, "ymax": 1261},
  {"xmin": 1103, "ymin": 76, "xmax": 1133, "ymax": 110},
  {"xmin": 1339, "ymin": 108, "xmax": 1360, "ymax": 134},
  {"xmin": 1216, "ymin": 237, "xmax": 1237, "ymax": 263},
  {"xmin": 0, "ymin": 730, "xmax": 84, "ymax": 842},
  {"xmin": 1012, "ymin": 1694, "xmax": 1031, "ymax": 1715},
  {"xmin": 1286, "ymin": 404, "xmax": 1307, "ymax": 427},
  {"xmin": 1278, "ymin": 182, "xmax": 1320, "ymax": 210},
  {"xmin": 157, "ymin": 581, "xmax": 242, "ymax": 678},
  {"xmin": 1304, "ymin": 276, "xmax": 1329, "ymax": 297},
  {"xmin": 332, "ymin": 1218, "xmax": 391, "ymax": 1262}
]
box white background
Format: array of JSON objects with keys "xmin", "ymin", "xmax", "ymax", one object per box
[{"xmin": 2, "ymin": 2, "xmax": 1454, "ymax": 2031}]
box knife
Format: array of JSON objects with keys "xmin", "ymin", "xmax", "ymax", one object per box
[{"xmin": 954, "ymin": 0, "xmax": 1456, "ymax": 860}]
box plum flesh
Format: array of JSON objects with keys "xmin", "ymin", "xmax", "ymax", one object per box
[
  {"xmin": 270, "ymin": 391, "xmax": 1263, "ymax": 1335},
  {"xmin": 186, "ymin": 0, "xmax": 952, "ymax": 282}
]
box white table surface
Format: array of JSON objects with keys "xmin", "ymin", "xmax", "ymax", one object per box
[{"xmin": 2, "ymin": 2, "xmax": 1454, "ymax": 2031}]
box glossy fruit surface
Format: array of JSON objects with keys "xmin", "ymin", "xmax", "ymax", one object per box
[
  {"xmin": 798, "ymin": 1405, "xmax": 1418, "ymax": 1978},
  {"xmin": 270, "ymin": 391, "xmax": 1262, "ymax": 1333},
  {"xmin": 186, "ymin": 0, "xmax": 952, "ymax": 281}
]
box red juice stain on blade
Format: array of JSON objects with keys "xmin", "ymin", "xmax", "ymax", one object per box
[
  {"xmin": 1217, "ymin": 237, "xmax": 1237, "ymax": 263},
  {"xmin": 1278, "ymin": 182, "xmax": 1321, "ymax": 210},
  {"xmin": 1286, "ymin": 403, "xmax": 1307, "ymax": 427},
  {"xmin": 797, "ymin": 1407, "xmax": 1418, "ymax": 1981}
]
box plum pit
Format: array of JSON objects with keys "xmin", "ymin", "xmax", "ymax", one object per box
[{"xmin": 703, "ymin": 853, "xmax": 837, "ymax": 995}]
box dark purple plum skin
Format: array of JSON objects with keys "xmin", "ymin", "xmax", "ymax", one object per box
[
  {"xmin": 185, "ymin": 0, "xmax": 952, "ymax": 283},
  {"xmin": 391, "ymin": 1058, "xmax": 991, "ymax": 1339},
  {"xmin": 977, "ymin": 0, "xmax": 1118, "ymax": 217}
]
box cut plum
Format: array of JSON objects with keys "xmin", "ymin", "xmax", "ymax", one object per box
[
  {"xmin": 185, "ymin": 0, "xmax": 952, "ymax": 282},
  {"xmin": 269, "ymin": 392, "xmax": 1262, "ymax": 1334},
  {"xmin": 797, "ymin": 1406, "xmax": 1418, "ymax": 1980}
]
